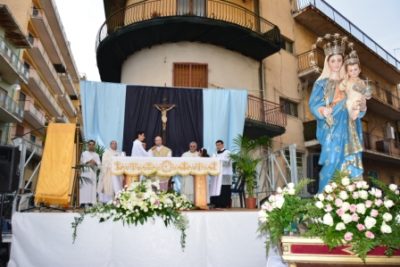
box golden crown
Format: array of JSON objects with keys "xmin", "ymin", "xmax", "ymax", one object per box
[
  {"xmin": 313, "ymin": 33, "xmax": 348, "ymax": 57},
  {"xmin": 345, "ymin": 42, "xmax": 360, "ymax": 65}
]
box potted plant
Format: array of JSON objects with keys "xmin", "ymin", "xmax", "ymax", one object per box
[{"xmin": 230, "ymin": 135, "xmax": 270, "ymax": 209}]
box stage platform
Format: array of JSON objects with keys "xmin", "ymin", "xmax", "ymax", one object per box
[{"xmin": 8, "ymin": 210, "xmax": 286, "ymax": 267}]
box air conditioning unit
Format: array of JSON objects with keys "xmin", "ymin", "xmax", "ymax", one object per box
[{"xmin": 385, "ymin": 124, "xmax": 395, "ymax": 140}]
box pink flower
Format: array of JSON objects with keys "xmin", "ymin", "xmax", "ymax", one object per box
[
  {"xmin": 365, "ymin": 200, "xmax": 373, "ymax": 208},
  {"xmin": 375, "ymin": 199, "xmax": 383, "ymax": 207},
  {"xmin": 336, "ymin": 208, "xmax": 344, "ymax": 216},
  {"xmin": 365, "ymin": 231, "xmax": 375, "ymax": 239},
  {"xmin": 324, "ymin": 204, "xmax": 333, "ymax": 212},
  {"xmin": 335, "ymin": 198, "xmax": 343, "ymax": 207},
  {"xmin": 357, "ymin": 224, "xmax": 366, "ymax": 231},
  {"xmin": 344, "ymin": 232, "xmax": 353, "ymax": 241},
  {"xmin": 352, "ymin": 213, "xmax": 360, "ymax": 222},
  {"xmin": 349, "ymin": 204, "xmax": 357, "ymax": 213},
  {"xmin": 370, "ymin": 209, "xmax": 379, "ymax": 217}
]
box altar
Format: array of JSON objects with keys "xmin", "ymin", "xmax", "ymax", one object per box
[
  {"xmin": 8, "ymin": 211, "xmax": 274, "ymax": 267},
  {"xmin": 112, "ymin": 156, "xmax": 223, "ymax": 209}
]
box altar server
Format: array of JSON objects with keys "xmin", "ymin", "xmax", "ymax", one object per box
[{"xmin": 80, "ymin": 140, "xmax": 101, "ymax": 207}]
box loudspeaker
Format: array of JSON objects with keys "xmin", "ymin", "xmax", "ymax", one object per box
[
  {"xmin": 307, "ymin": 154, "xmax": 321, "ymax": 195},
  {"xmin": 0, "ymin": 146, "xmax": 20, "ymax": 193}
]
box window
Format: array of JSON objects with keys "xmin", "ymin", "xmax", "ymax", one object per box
[
  {"xmin": 173, "ymin": 63, "xmax": 208, "ymax": 88},
  {"xmin": 19, "ymin": 92, "xmax": 26, "ymax": 102},
  {"xmin": 281, "ymin": 37, "xmax": 294, "ymax": 54},
  {"xmin": 16, "ymin": 125, "xmax": 24, "ymax": 137},
  {"xmin": 385, "ymin": 90, "xmax": 393, "ymax": 105},
  {"xmin": 280, "ymin": 98, "xmax": 298, "ymax": 117},
  {"xmin": 177, "ymin": 0, "xmax": 205, "ymax": 16},
  {"xmin": 30, "ymin": 135, "xmax": 36, "ymax": 143}
]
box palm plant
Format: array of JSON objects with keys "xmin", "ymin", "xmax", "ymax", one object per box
[{"xmin": 229, "ymin": 135, "xmax": 271, "ymax": 198}]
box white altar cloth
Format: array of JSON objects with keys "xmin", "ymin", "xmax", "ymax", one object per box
[{"xmin": 8, "ymin": 211, "xmax": 274, "ymax": 267}]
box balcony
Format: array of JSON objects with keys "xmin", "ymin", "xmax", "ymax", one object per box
[
  {"xmin": 0, "ymin": 4, "xmax": 30, "ymax": 47},
  {"xmin": 58, "ymin": 94, "xmax": 76, "ymax": 117},
  {"xmin": 297, "ymin": 49, "xmax": 324, "ymax": 81},
  {"xmin": 58, "ymin": 73, "xmax": 78, "ymax": 97},
  {"xmin": 0, "ymin": 89, "xmax": 23, "ymax": 123},
  {"xmin": 24, "ymin": 101, "xmax": 46, "ymax": 132},
  {"xmin": 244, "ymin": 95, "xmax": 287, "ymax": 138},
  {"xmin": 27, "ymin": 37, "xmax": 65, "ymax": 95},
  {"xmin": 367, "ymin": 81, "xmax": 400, "ymax": 121},
  {"xmin": 363, "ymin": 132, "xmax": 400, "ymax": 164},
  {"xmin": 55, "ymin": 113, "xmax": 69, "ymax": 123},
  {"xmin": 12, "ymin": 137, "xmax": 43, "ymax": 157},
  {"xmin": 37, "ymin": 0, "xmax": 80, "ymax": 82},
  {"xmin": 27, "ymin": 68, "xmax": 62, "ymax": 118},
  {"xmin": 293, "ymin": 0, "xmax": 400, "ymax": 84},
  {"xmin": 30, "ymin": 7, "xmax": 65, "ymax": 67},
  {"xmin": 96, "ymin": 0, "xmax": 282, "ymax": 82},
  {"xmin": 0, "ymin": 36, "xmax": 29, "ymax": 84}
]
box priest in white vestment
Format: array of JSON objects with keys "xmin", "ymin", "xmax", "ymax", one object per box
[
  {"xmin": 181, "ymin": 141, "xmax": 200, "ymax": 202},
  {"xmin": 149, "ymin": 136, "xmax": 172, "ymax": 191},
  {"xmin": 127, "ymin": 131, "xmax": 149, "ymax": 186},
  {"xmin": 97, "ymin": 140, "xmax": 123, "ymax": 203},
  {"xmin": 211, "ymin": 140, "xmax": 233, "ymax": 208},
  {"xmin": 80, "ymin": 140, "xmax": 101, "ymax": 206}
]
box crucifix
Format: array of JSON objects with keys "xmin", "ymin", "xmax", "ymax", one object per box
[{"xmin": 154, "ymin": 100, "xmax": 175, "ymax": 143}]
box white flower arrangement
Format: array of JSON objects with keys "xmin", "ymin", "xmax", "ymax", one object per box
[
  {"xmin": 305, "ymin": 172, "xmax": 400, "ymax": 260},
  {"xmin": 72, "ymin": 180, "xmax": 193, "ymax": 250}
]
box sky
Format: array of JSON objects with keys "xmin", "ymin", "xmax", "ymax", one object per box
[{"xmin": 54, "ymin": 0, "xmax": 400, "ymax": 82}]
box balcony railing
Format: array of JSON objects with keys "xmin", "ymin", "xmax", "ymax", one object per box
[
  {"xmin": 247, "ymin": 95, "xmax": 287, "ymax": 128},
  {"xmin": 294, "ymin": 0, "xmax": 400, "ymax": 71},
  {"xmin": 297, "ymin": 49, "xmax": 324, "ymax": 76},
  {"xmin": 31, "ymin": 7, "xmax": 65, "ymax": 65},
  {"xmin": 13, "ymin": 137, "xmax": 43, "ymax": 156},
  {"xmin": 363, "ymin": 132, "xmax": 400, "ymax": 158},
  {"xmin": 0, "ymin": 36, "xmax": 29, "ymax": 83},
  {"xmin": 0, "ymin": 90, "xmax": 24, "ymax": 121},
  {"xmin": 24, "ymin": 101, "xmax": 46, "ymax": 126},
  {"xmin": 370, "ymin": 81, "xmax": 400, "ymax": 111},
  {"xmin": 29, "ymin": 68, "xmax": 62, "ymax": 117},
  {"xmin": 27, "ymin": 36, "xmax": 65, "ymax": 95},
  {"xmin": 97, "ymin": 0, "xmax": 277, "ymax": 47}
]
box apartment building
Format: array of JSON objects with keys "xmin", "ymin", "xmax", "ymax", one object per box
[
  {"xmin": 0, "ymin": 0, "xmax": 80, "ymax": 186},
  {"xmin": 96, "ymin": 0, "xmax": 400, "ymax": 192}
]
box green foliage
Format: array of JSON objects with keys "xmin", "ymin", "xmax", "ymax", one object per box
[
  {"xmin": 258, "ymin": 179, "xmax": 311, "ymax": 253},
  {"xmin": 259, "ymin": 170, "xmax": 400, "ymax": 261},
  {"xmin": 229, "ymin": 135, "xmax": 271, "ymax": 197}
]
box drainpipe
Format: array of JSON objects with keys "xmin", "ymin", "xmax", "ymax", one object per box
[
  {"xmin": 255, "ymin": 0, "xmax": 266, "ymax": 121},
  {"xmin": 259, "ymin": 60, "xmax": 266, "ymax": 122}
]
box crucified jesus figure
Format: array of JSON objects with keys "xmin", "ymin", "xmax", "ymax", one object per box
[{"xmin": 154, "ymin": 103, "xmax": 175, "ymax": 131}]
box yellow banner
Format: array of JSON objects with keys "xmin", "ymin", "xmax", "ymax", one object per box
[{"xmin": 35, "ymin": 123, "xmax": 76, "ymax": 206}]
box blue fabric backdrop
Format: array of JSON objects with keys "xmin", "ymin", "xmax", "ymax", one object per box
[
  {"xmin": 80, "ymin": 81, "xmax": 247, "ymax": 155},
  {"xmin": 203, "ymin": 89, "xmax": 247, "ymax": 154},
  {"xmin": 80, "ymin": 81, "xmax": 126, "ymax": 148}
]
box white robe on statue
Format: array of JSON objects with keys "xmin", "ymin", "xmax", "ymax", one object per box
[
  {"xmin": 131, "ymin": 139, "xmax": 150, "ymax": 157},
  {"xmin": 97, "ymin": 148, "xmax": 123, "ymax": 203},
  {"xmin": 180, "ymin": 151, "xmax": 199, "ymax": 202},
  {"xmin": 80, "ymin": 151, "xmax": 101, "ymax": 205}
]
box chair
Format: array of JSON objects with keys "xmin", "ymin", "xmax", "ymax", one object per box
[{"xmin": 231, "ymin": 175, "xmax": 245, "ymax": 208}]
